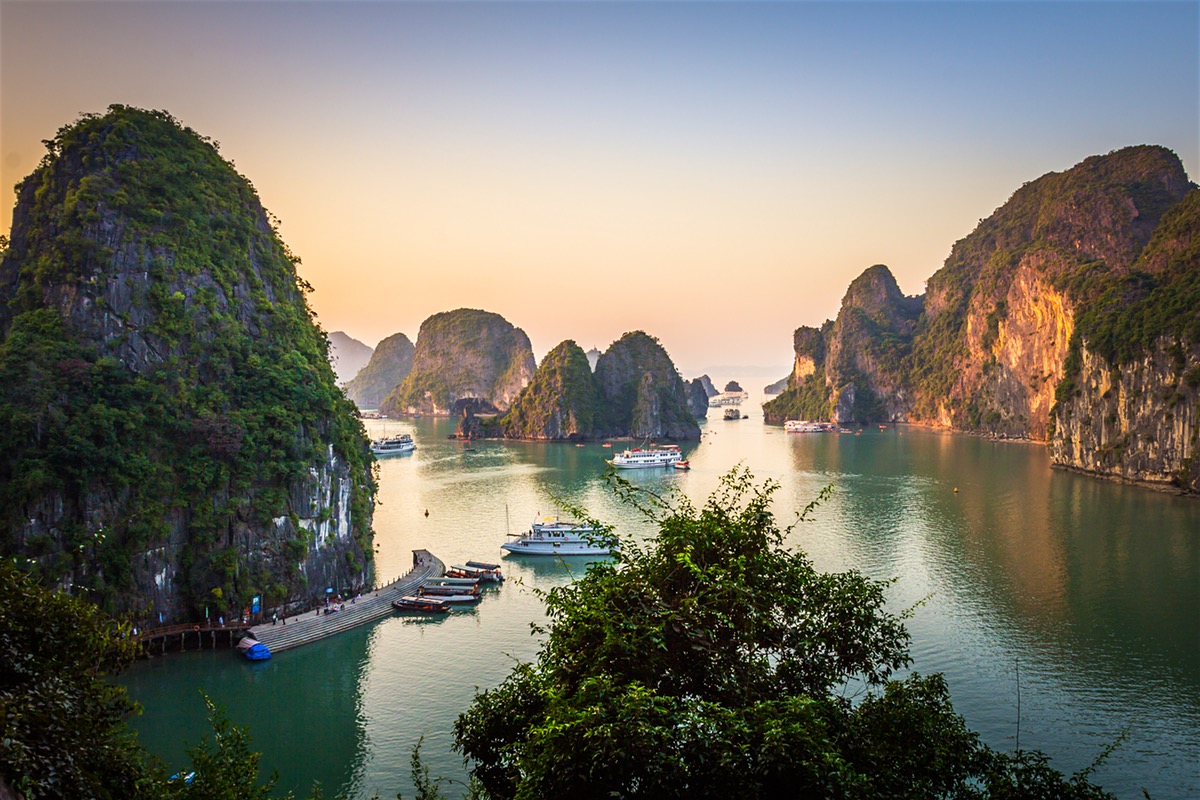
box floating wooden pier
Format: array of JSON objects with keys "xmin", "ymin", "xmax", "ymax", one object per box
[
  {"xmin": 135, "ymin": 621, "xmax": 246, "ymax": 655},
  {"xmin": 244, "ymin": 550, "xmax": 444, "ymax": 655}
]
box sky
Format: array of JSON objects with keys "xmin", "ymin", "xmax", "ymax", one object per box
[{"xmin": 2, "ymin": 1, "xmax": 1197, "ymax": 378}]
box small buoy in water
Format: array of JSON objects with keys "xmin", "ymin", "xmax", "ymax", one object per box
[
  {"xmin": 424, "ymin": 509, "xmax": 430, "ymax": 517},
  {"xmin": 953, "ymin": 487, "xmax": 959, "ymax": 493}
]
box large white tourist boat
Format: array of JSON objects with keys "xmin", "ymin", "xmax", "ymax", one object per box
[
  {"xmin": 370, "ymin": 433, "xmax": 415, "ymax": 456},
  {"xmin": 607, "ymin": 444, "xmax": 684, "ymax": 469},
  {"xmin": 784, "ymin": 420, "xmax": 831, "ymax": 433},
  {"xmin": 501, "ymin": 516, "xmax": 615, "ymax": 556}
]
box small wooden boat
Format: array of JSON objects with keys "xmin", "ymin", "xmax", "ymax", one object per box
[
  {"xmin": 448, "ymin": 562, "xmax": 504, "ymax": 582},
  {"xmin": 420, "ymin": 583, "xmax": 481, "ymax": 597},
  {"xmin": 417, "ymin": 587, "xmax": 481, "ymax": 603},
  {"xmin": 425, "ymin": 576, "xmax": 480, "ymax": 587},
  {"xmin": 392, "ymin": 596, "xmax": 450, "ymax": 613}
]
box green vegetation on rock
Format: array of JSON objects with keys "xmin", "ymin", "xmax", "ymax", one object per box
[
  {"xmin": 499, "ymin": 340, "xmax": 602, "ymax": 440},
  {"xmin": 762, "ymin": 364, "xmax": 833, "ymax": 423},
  {"xmin": 379, "ymin": 309, "xmax": 534, "ymax": 417},
  {"xmin": 0, "ymin": 106, "xmax": 375, "ymax": 623},
  {"xmin": 343, "ymin": 331, "xmax": 415, "ymax": 409},
  {"xmin": 593, "ymin": 331, "xmax": 700, "ymax": 441}
]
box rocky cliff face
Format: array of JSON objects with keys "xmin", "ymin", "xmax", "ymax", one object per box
[
  {"xmin": 594, "ymin": 332, "xmax": 700, "ymax": 440},
  {"xmin": 1051, "ymin": 340, "xmax": 1199, "ymax": 491},
  {"xmin": 765, "ymin": 145, "xmax": 1198, "ymax": 491},
  {"xmin": 762, "ymin": 324, "xmax": 831, "ymax": 424},
  {"xmin": 378, "ymin": 309, "xmax": 535, "ymax": 417},
  {"xmin": 343, "ymin": 331, "xmax": 414, "ymax": 409},
  {"xmin": 498, "ymin": 340, "xmax": 601, "ymax": 440},
  {"xmin": 684, "ymin": 378, "xmax": 710, "ymax": 419},
  {"xmin": 0, "ymin": 106, "xmax": 375, "ymax": 624},
  {"xmin": 824, "ymin": 265, "xmax": 921, "ymax": 423},
  {"xmin": 328, "ymin": 330, "xmax": 373, "ymax": 385}
]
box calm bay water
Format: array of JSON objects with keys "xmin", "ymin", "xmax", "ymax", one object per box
[{"xmin": 123, "ymin": 393, "xmax": 1200, "ymax": 799}]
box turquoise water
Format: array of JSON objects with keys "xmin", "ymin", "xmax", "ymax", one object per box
[{"xmin": 123, "ymin": 399, "xmax": 1200, "ymax": 799}]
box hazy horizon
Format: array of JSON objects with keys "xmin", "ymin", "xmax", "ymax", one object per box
[{"xmin": 3, "ymin": 1, "xmax": 1196, "ymax": 374}]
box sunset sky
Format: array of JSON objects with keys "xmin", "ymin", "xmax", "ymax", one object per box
[{"xmin": 2, "ymin": 1, "xmax": 1196, "ymax": 378}]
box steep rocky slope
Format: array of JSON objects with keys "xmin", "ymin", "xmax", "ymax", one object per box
[
  {"xmin": 684, "ymin": 377, "xmax": 710, "ymax": 419},
  {"xmin": 343, "ymin": 331, "xmax": 414, "ymax": 409},
  {"xmin": 765, "ymin": 145, "xmax": 1197, "ymax": 491},
  {"xmin": 496, "ymin": 340, "xmax": 602, "ymax": 440},
  {"xmin": 1050, "ymin": 189, "xmax": 1200, "ymax": 491},
  {"xmin": 0, "ymin": 106, "xmax": 375, "ymax": 624},
  {"xmin": 378, "ymin": 308, "xmax": 535, "ymax": 416},
  {"xmin": 594, "ymin": 332, "xmax": 700, "ymax": 440},
  {"xmin": 328, "ymin": 330, "xmax": 373, "ymax": 384}
]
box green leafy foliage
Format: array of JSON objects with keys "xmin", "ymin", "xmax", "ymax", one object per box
[
  {"xmin": 453, "ymin": 470, "xmax": 1118, "ymax": 799},
  {"xmin": 0, "ymin": 561, "xmax": 148, "ymax": 800}
]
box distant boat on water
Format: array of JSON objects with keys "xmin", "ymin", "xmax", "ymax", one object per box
[
  {"xmin": 371, "ymin": 434, "xmax": 415, "ymax": 456},
  {"xmin": 607, "ymin": 444, "xmax": 684, "ymax": 469}
]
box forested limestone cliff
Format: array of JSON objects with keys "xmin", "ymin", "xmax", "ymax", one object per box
[
  {"xmin": 765, "ymin": 146, "xmax": 1197, "ymax": 491},
  {"xmin": 343, "ymin": 331, "xmax": 415, "ymax": 409},
  {"xmin": 496, "ymin": 340, "xmax": 601, "ymax": 440},
  {"xmin": 378, "ymin": 308, "xmax": 535, "ymax": 417},
  {"xmin": 481, "ymin": 332, "xmax": 701, "ymax": 441},
  {"xmin": 594, "ymin": 332, "xmax": 700, "ymax": 441},
  {"xmin": 0, "ymin": 107, "xmax": 376, "ymax": 625}
]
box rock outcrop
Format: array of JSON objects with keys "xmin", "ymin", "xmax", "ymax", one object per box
[
  {"xmin": 824, "ymin": 265, "xmax": 922, "ymax": 423},
  {"xmin": 328, "ymin": 331, "xmax": 373, "ymax": 385},
  {"xmin": 764, "ymin": 145, "xmax": 1198, "ymax": 491},
  {"xmin": 497, "ymin": 340, "xmax": 602, "ymax": 440},
  {"xmin": 0, "ymin": 106, "xmax": 375, "ymax": 624},
  {"xmin": 696, "ymin": 374, "xmax": 719, "ymax": 397},
  {"xmin": 343, "ymin": 331, "xmax": 415, "ymax": 410},
  {"xmin": 378, "ymin": 309, "xmax": 535, "ymax": 417},
  {"xmin": 594, "ymin": 332, "xmax": 700, "ymax": 441},
  {"xmin": 684, "ymin": 378, "xmax": 710, "ymax": 419}
]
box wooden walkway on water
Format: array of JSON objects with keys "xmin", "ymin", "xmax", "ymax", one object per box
[
  {"xmin": 133, "ymin": 549, "xmax": 444, "ymax": 657},
  {"xmin": 245, "ymin": 550, "xmax": 444, "ymax": 654}
]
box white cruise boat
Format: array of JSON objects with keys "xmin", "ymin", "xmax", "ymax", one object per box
[
  {"xmin": 607, "ymin": 444, "xmax": 684, "ymax": 469},
  {"xmin": 371, "ymin": 433, "xmax": 415, "ymax": 456},
  {"xmin": 784, "ymin": 420, "xmax": 829, "ymax": 433},
  {"xmin": 501, "ymin": 516, "xmax": 615, "ymax": 556}
]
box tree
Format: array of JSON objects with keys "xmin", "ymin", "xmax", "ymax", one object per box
[
  {"xmin": 454, "ymin": 469, "xmax": 1117, "ymax": 799},
  {"xmin": 0, "ymin": 561, "xmax": 149, "ymax": 799}
]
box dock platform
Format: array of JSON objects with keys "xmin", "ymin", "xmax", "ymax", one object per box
[{"xmin": 246, "ymin": 550, "xmax": 444, "ymax": 654}]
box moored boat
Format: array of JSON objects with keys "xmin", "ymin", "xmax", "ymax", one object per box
[
  {"xmin": 371, "ymin": 434, "xmax": 415, "ymax": 456},
  {"xmin": 606, "ymin": 444, "xmax": 684, "ymax": 469},
  {"xmin": 784, "ymin": 420, "xmax": 830, "ymax": 433},
  {"xmin": 447, "ymin": 562, "xmax": 504, "ymax": 582},
  {"xmin": 420, "ymin": 583, "xmax": 481, "ymax": 598},
  {"xmin": 392, "ymin": 596, "xmax": 450, "ymax": 613},
  {"xmin": 673, "ymin": 460, "xmax": 690, "ymax": 470},
  {"xmin": 236, "ymin": 636, "xmax": 271, "ymax": 661},
  {"xmin": 425, "ymin": 576, "xmax": 480, "ymax": 588},
  {"xmin": 416, "ymin": 587, "xmax": 480, "ymax": 603},
  {"xmin": 501, "ymin": 515, "xmax": 616, "ymax": 556}
]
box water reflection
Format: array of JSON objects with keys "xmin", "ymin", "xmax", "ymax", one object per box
[{"xmin": 127, "ymin": 418, "xmax": 1199, "ymax": 800}]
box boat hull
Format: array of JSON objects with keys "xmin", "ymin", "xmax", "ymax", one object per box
[{"xmin": 500, "ymin": 541, "xmax": 613, "ymax": 556}]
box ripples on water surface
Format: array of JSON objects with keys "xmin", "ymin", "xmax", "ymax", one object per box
[{"xmin": 124, "ymin": 403, "xmax": 1200, "ymax": 799}]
